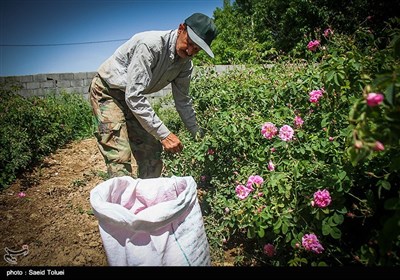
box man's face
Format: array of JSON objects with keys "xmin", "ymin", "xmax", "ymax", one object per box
[{"xmin": 176, "ymin": 24, "xmax": 201, "ymax": 58}]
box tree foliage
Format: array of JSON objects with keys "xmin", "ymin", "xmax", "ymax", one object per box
[{"xmin": 195, "ymin": 0, "xmax": 400, "ymax": 65}]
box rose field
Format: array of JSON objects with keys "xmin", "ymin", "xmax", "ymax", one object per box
[
  {"xmin": 159, "ymin": 21, "xmax": 400, "ymax": 266},
  {"xmin": 1, "ymin": 16, "xmax": 399, "ymax": 268}
]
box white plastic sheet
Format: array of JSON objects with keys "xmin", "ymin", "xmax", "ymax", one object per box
[{"xmin": 90, "ymin": 176, "xmax": 211, "ymax": 266}]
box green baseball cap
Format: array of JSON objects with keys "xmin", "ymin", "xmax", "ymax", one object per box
[{"xmin": 184, "ymin": 13, "xmax": 217, "ymax": 58}]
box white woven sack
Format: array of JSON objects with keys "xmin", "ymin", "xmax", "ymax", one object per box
[{"xmin": 90, "ymin": 176, "xmax": 211, "ymax": 266}]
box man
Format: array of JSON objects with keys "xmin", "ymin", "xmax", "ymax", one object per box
[{"xmin": 89, "ymin": 13, "xmax": 217, "ymax": 179}]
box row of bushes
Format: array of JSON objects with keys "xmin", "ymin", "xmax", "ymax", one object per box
[{"xmin": 0, "ymin": 87, "xmax": 94, "ymax": 189}]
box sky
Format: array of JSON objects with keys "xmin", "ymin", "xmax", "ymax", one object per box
[{"xmin": 0, "ymin": 0, "xmax": 223, "ymax": 77}]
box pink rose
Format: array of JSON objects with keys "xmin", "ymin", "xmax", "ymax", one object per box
[
  {"xmin": 246, "ymin": 175, "xmax": 264, "ymax": 189},
  {"xmin": 294, "ymin": 115, "xmax": 304, "ymax": 128},
  {"xmin": 261, "ymin": 122, "xmax": 278, "ymax": 140},
  {"xmin": 323, "ymin": 28, "xmax": 333, "ymax": 37},
  {"xmin": 312, "ymin": 189, "xmax": 332, "ymax": 208},
  {"xmin": 309, "ymin": 89, "xmax": 324, "ymax": 103},
  {"xmin": 18, "ymin": 192, "xmax": 26, "ymax": 198},
  {"xmin": 268, "ymin": 160, "xmax": 275, "ymax": 171},
  {"xmin": 302, "ymin": 233, "xmax": 324, "ymax": 254},
  {"xmin": 279, "ymin": 125, "xmax": 294, "ymax": 141},
  {"xmin": 263, "ymin": 243, "xmax": 276, "ymax": 257},
  {"xmin": 307, "ymin": 40, "xmax": 320, "ymax": 51},
  {"xmin": 235, "ymin": 184, "xmax": 252, "ymax": 200},
  {"xmin": 373, "ymin": 141, "xmax": 384, "ymax": 151},
  {"xmin": 366, "ymin": 93, "xmax": 384, "ymax": 107}
]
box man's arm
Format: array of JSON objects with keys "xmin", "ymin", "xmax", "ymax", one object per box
[
  {"xmin": 125, "ymin": 43, "xmax": 183, "ymax": 153},
  {"xmin": 125, "ymin": 43, "xmax": 170, "ymax": 140},
  {"xmin": 171, "ymin": 61, "xmax": 202, "ymax": 138}
]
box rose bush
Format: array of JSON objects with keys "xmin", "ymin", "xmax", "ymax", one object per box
[{"xmin": 158, "ymin": 20, "xmax": 399, "ymax": 266}]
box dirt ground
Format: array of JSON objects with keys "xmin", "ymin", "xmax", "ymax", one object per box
[
  {"xmin": 0, "ymin": 138, "xmax": 109, "ymax": 267},
  {"xmin": 0, "ymin": 137, "xmax": 238, "ymax": 268}
]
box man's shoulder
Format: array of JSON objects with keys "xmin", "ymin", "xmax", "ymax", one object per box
[
  {"xmin": 134, "ymin": 29, "xmax": 175, "ymax": 42},
  {"xmin": 131, "ymin": 30, "xmax": 176, "ymax": 55}
]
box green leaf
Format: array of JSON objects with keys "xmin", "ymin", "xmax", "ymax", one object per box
[
  {"xmin": 378, "ymin": 180, "xmax": 391, "ymax": 191},
  {"xmin": 257, "ymin": 227, "xmax": 265, "ymax": 238},
  {"xmin": 384, "ymin": 83, "xmax": 394, "ymax": 105},
  {"xmin": 282, "ymin": 222, "xmax": 288, "ymax": 234},
  {"xmin": 384, "ymin": 198, "xmax": 400, "ymax": 210},
  {"xmin": 285, "ymin": 232, "xmax": 292, "ymax": 243},
  {"xmin": 322, "ymin": 223, "xmax": 331, "ymax": 236},
  {"xmin": 332, "ymin": 213, "xmax": 344, "ymax": 225},
  {"xmin": 330, "ymin": 227, "xmax": 342, "ymax": 239},
  {"xmin": 337, "ymin": 171, "xmax": 347, "ymax": 181},
  {"xmin": 273, "ymin": 219, "xmax": 282, "ymax": 231},
  {"xmin": 321, "ymin": 208, "xmax": 330, "ymax": 215},
  {"xmin": 321, "ymin": 117, "xmax": 329, "ymax": 128},
  {"xmin": 247, "ymin": 227, "xmax": 255, "ymax": 239}
]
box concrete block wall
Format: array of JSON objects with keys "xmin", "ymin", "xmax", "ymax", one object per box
[
  {"xmin": 0, "ymin": 65, "xmax": 244, "ymax": 101},
  {"xmin": 0, "ymin": 72, "xmax": 96, "ymax": 100}
]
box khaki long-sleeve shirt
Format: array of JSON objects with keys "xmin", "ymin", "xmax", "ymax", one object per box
[{"xmin": 97, "ymin": 29, "xmax": 199, "ymax": 140}]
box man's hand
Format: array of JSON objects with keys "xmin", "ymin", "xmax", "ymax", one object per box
[{"xmin": 161, "ymin": 133, "xmax": 183, "ymax": 153}]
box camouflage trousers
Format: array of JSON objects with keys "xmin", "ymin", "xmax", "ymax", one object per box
[{"xmin": 89, "ymin": 74, "xmax": 163, "ymax": 179}]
